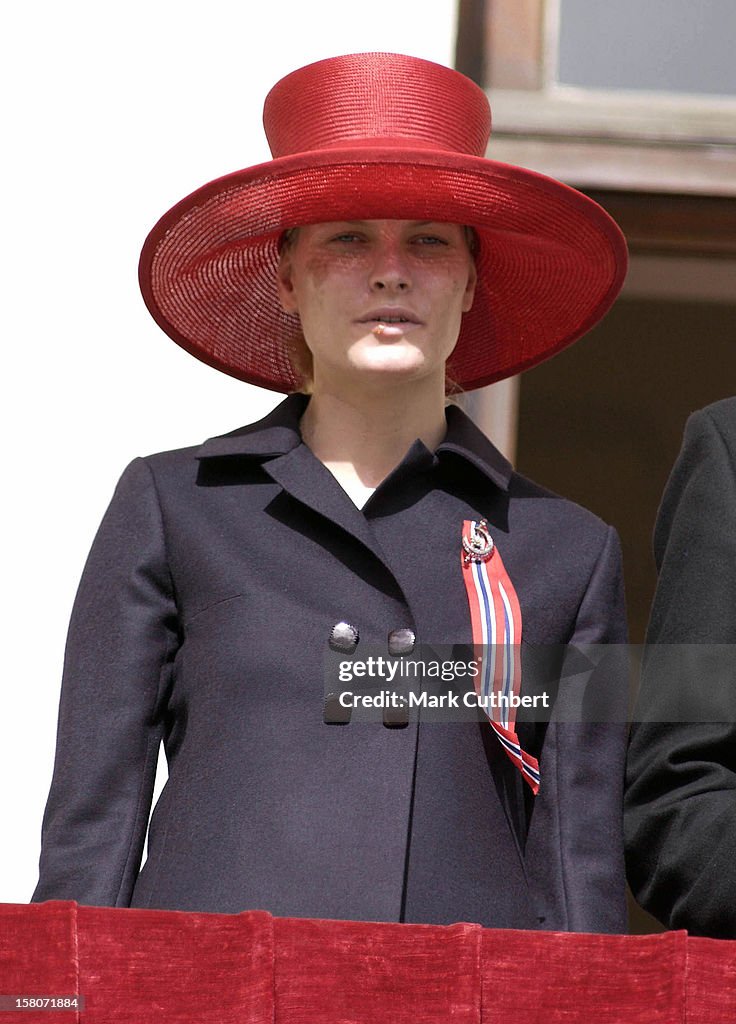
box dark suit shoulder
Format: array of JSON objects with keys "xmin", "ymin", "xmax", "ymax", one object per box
[
  {"xmin": 507, "ymin": 468, "xmax": 613, "ymax": 542},
  {"xmin": 687, "ymin": 398, "xmax": 736, "ymax": 459},
  {"xmin": 696, "ymin": 395, "xmax": 736, "ymax": 429},
  {"xmin": 127, "ymin": 440, "xmax": 215, "ymax": 496},
  {"xmin": 653, "ymin": 398, "xmax": 736, "ymax": 572}
]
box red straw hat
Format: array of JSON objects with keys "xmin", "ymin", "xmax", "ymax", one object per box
[{"xmin": 139, "ymin": 52, "xmax": 627, "ymax": 393}]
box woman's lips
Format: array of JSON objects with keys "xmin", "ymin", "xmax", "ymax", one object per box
[{"xmin": 359, "ymin": 312, "xmax": 422, "ymax": 338}]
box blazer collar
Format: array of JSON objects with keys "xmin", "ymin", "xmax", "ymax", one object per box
[
  {"xmin": 197, "ymin": 393, "xmax": 512, "ymax": 492},
  {"xmin": 196, "ymin": 393, "xmax": 308, "ymax": 460}
]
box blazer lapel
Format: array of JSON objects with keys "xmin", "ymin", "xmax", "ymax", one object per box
[
  {"xmin": 262, "ymin": 444, "xmax": 390, "ymax": 565},
  {"xmin": 197, "ymin": 394, "xmax": 391, "ymax": 567}
]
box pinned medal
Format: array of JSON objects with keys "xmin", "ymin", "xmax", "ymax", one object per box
[
  {"xmin": 462, "ymin": 518, "xmax": 494, "ymax": 565},
  {"xmin": 460, "ymin": 518, "xmax": 541, "ymax": 794}
]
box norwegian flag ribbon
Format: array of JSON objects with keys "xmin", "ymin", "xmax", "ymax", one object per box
[{"xmin": 461, "ymin": 519, "xmax": 540, "ymax": 794}]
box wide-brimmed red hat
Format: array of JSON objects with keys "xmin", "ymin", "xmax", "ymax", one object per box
[{"xmin": 139, "ymin": 52, "xmax": 627, "ymax": 393}]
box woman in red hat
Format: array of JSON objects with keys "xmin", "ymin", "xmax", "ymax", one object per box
[{"xmin": 32, "ymin": 53, "xmax": 629, "ymax": 933}]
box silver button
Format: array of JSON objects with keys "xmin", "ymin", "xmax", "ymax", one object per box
[
  {"xmin": 388, "ymin": 628, "xmax": 416, "ymax": 656},
  {"xmin": 329, "ymin": 621, "xmax": 359, "ymax": 653}
]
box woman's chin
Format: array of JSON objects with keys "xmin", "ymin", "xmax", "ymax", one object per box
[
  {"xmin": 348, "ymin": 351, "xmax": 438, "ymax": 383},
  {"xmin": 311, "ymin": 350, "xmax": 447, "ymax": 393}
]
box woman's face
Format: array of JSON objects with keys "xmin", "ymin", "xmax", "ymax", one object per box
[{"xmin": 276, "ymin": 219, "xmax": 477, "ymax": 392}]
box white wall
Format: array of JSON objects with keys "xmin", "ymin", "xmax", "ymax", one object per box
[{"xmin": 1, "ymin": 0, "xmax": 457, "ymax": 902}]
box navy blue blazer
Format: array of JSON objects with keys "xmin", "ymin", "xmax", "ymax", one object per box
[{"xmin": 33, "ymin": 394, "xmax": 628, "ymax": 932}]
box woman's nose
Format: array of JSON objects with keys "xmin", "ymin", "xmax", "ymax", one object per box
[{"xmin": 369, "ymin": 243, "xmax": 411, "ymax": 291}]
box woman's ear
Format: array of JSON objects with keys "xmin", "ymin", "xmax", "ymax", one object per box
[
  {"xmin": 462, "ymin": 260, "xmax": 478, "ymax": 313},
  {"xmin": 276, "ymin": 250, "xmax": 299, "ymax": 315}
]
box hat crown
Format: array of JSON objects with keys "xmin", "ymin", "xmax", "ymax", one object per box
[{"xmin": 263, "ymin": 52, "xmax": 492, "ymax": 159}]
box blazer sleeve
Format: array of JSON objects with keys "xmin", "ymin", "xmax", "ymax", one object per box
[
  {"xmin": 31, "ymin": 457, "xmax": 179, "ymax": 907},
  {"xmin": 526, "ymin": 525, "xmax": 629, "ymax": 934},
  {"xmin": 625, "ymin": 404, "xmax": 736, "ymax": 938}
]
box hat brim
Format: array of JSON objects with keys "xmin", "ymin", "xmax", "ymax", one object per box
[{"xmin": 139, "ymin": 147, "xmax": 628, "ymax": 392}]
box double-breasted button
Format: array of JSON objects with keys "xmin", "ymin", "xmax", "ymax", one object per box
[
  {"xmin": 383, "ymin": 701, "xmax": 409, "ymax": 729},
  {"xmin": 324, "ymin": 692, "xmax": 352, "ymax": 725},
  {"xmin": 328, "ymin": 621, "xmax": 360, "ymax": 653},
  {"xmin": 387, "ymin": 627, "xmax": 415, "ymax": 656}
]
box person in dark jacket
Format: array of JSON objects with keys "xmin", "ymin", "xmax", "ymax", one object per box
[
  {"xmin": 626, "ymin": 398, "xmax": 736, "ymax": 938},
  {"xmin": 32, "ymin": 52, "xmax": 630, "ymax": 932}
]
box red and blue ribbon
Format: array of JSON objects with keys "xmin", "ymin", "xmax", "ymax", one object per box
[{"xmin": 461, "ymin": 519, "xmax": 540, "ymax": 794}]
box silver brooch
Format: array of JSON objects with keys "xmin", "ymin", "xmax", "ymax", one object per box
[{"xmin": 462, "ymin": 519, "xmax": 494, "ymax": 565}]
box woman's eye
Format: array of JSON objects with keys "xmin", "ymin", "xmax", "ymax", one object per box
[
  {"xmin": 414, "ymin": 235, "xmax": 448, "ymax": 245},
  {"xmin": 332, "ymin": 233, "xmax": 363, "ymax": 243}
]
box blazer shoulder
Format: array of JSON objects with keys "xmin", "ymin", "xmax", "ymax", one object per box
[
  {"xmin": 507, "ymin": 467, "xmax": 614, "ymax": 543},
  {"xmin": 133, "ymin": 433, "xmax": 224, "ymax": 481},
  {"xmin": 657, "ymin": 399, "xmax": 736, "ymax": 526},
  {"xmin": 689, "ymin": 397, "xmax": 736, "ymax": 452}
]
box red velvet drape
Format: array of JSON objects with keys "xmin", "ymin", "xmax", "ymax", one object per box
[{"xmin": 1, "ymin": 901, "xmax": 735, "ymax": 1022}]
